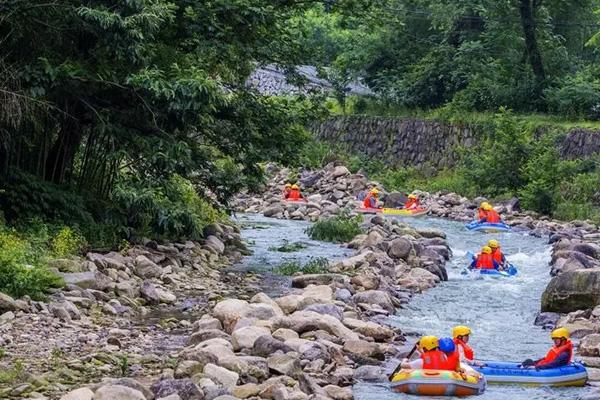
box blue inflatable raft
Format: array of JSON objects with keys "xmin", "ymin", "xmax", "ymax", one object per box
[
  {"xmin": 474, "ymin": 361, "xmax": 587, "ymax": 387},
  {"xmin": 465, "ymin": 221, "xmax": 512, "ymax": 232},
  {"xmin": 462, "ymin": 252, "xmax": 518, "ymax": 277}
]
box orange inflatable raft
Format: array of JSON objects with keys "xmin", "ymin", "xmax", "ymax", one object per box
[{"xmin": 390, "ymin": 369, "xmax": 486, "ymax": 397}]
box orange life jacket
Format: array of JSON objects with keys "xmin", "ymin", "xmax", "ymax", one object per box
[
  {"xmin": 485, "ymin": 209, "xmax": 501, "ymax": 223},
  {"xmin": 454, "ymin": 339, "xmax": 474, "ymax": 361},
  {"xmin": 491, "ymin": 248, "xmax": 504, "ymax": 264},
  {"xmin": 444, "ymin": 350, "xmax": 461, "ymax": 371},
  {"xmin": 363, "ymin": 193, "xmax": 377, "ymax": 208},
  {"xmin": 478, "ymin": 209, "xmax": 486, "ymax": 219},
  {"xmin": 421, "ymin": 349, "xmax": 449, "ymax": 370},
  {"xmin": 405, "ymin": 199, "xmax": 419, "ymax": 209},
  {"xmin": 475, "ymin": 253, "xmax": 495, "ymax": 270},
  {"xmin": 283, "ymin": 188, "xmax": 291, "ymax": 198},
  {"xmin": 288, "ymin": 189, "xmax": 301, "ymax": 200},
  {"xmin": 536, "ymin": 340, "xmax": 573, "ymax": 367}
]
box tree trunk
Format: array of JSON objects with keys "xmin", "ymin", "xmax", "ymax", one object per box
[
  {"xmin": 45, "ymin": 101, "xmax": 84, "ymax": 184},
  {"xmin": 518, "ymin": 0, "xmax": 546, "ymax": 86}
]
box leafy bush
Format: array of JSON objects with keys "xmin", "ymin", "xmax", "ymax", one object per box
[
  {"xmin": 305, "ymin": 210, "xmax": 362, "ymax": 242},
  {"xmin": 0, "ymin": 229, "xmax": 64, "ymax": 300},
  {"xmin": 51, "ymin": 227, "xmax": 86, "ymax": 258},
  {"xmin": 546, "ymin": 67, "xmax": 600, "ymax": 119}
]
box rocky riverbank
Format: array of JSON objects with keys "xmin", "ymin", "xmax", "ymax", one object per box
[{"xmin": 233, "ymin": 162, "xmax": 600, "ymax": 385}]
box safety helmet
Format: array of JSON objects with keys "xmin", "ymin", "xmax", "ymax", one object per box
[
  {"xmin": 480, "ymin": 202, "xmax": 489, "ymax": 209},
  {"xmin": 419, "ymin": 335, "xmax": 439, "ymax": 351},
  {"xmin": 488, "ymin": 239, "xmax": 500, "ymax": 248},
  {"xmin": 551, "ymin": 327, "xmax": 570, "ymax": 340},
  {"xmin": 370, "ymin": 188, "xmax": 379, "ymax": 195},
  {"xmin": 481, "ymin": 246, "xmax": 492, "ymax": 254},
  {"xmin": 483, "ymin": 203, "xmax": 493, "ymax": 211},
  {"xmin": 452, "ymin": 326, "xmax": 471, "ymax": 339},
  {"xmin": 291, "ymin": 184, "xmax": 299, "ymax": 190},
  {"xmin": 438, "ymin": 337, "xmax": 456, "ymax": 353},
  {"xmin": 408, "ymin": 194, "xmax": 417, "ymax": 199},
  {"xmin": 285, "ymin": 183, "xmax": 292, "ymax": 188}
]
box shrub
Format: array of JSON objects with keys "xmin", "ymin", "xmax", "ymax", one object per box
[
  {"xmin": 51, "ymin": 227, "xmax": 86, "ymax": 258},
  {"xmin": 275, "ymin": 257, "xmax": 329, "ymax": 275},
  {"xmin": 546, "ymin": 67, "xmax": 600, "ymax": 119},
  {"xmin": 0, "ymin": 229, "xmax": 64, "ymax": 300},
  {"xmin": 305, "ymin": 210, "xmax": 362, "ymax": 242}
]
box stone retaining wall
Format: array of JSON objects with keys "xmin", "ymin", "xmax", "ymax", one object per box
[{"xmin": 312, "ymin": 116, "xmax": 600, "ymax": 168}]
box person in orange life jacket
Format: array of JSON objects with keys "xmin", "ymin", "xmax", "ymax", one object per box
[
  {"xmin": 477, "ymin": 202, "xmax": 489, "ymax": 220},
  {"xmin": 522, "ymin": 328, "xmax": 573, "ymax": 370},
  {"xmin": 363, "ymin": 188, "xmax": 380, "ymax": 209},
  {"xmin": 470, "ymin": 246, "xmax": 500, "ymax": 270},
  {"xmin": 404, "ymin": 194, "xmax": 419, "ymax": 210},
  {"xmin": 400, "ymin": 336, "xmax": 454, "ymax": 371},
  {"xmin": 286, "ymin": 184, "xmax": 306, "ymax": 201},
  {"xmin": 282, "ymin": 183, "xmax": 292, "ymax": 198},
  {"xmin": 452, "ymin": 325, "xmax": 484, "ymax": 368},
  {"xmin": 478, "ymin": 202, "xmax": 501, "ymax": 223},
  {"xmin": 488, "ymin": 239, "xmax": 507, "ymax": 269},
  {"xmin": 439, "ymin": 337, "xmax": 463, "ymax": 372}
]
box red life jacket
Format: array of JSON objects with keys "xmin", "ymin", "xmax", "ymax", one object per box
[
  {"xmin": 491, "ymin": 248, "xmax": 504, "ymax": 264},
  {"xmin": 283, "ymin": 188, "xmax": 291, "ymax": 198},
  {"xmin": 454, "ymin": 339, "xmax": 474, "ymax": 361},
  {"xmin": 485, "ymin": 209, "xmax": 501, "ymax": 223},
  {"xmin": 363, "ymin": 193, "xmax": 376, "ymax": 208},
  {"xmin": 444, "ymin": 350, "xmax": 460, "ymax": 371},
  {"xmin": 405, "ymin": 199, "xmax": 419, "ymax": 209},
  {"xmin": 288, "ymin": 189, "xmax": 301, "ymax": 200},
  {"xmin": 476, "ymin": 253, "xmax": 495, "ymax": 270},
  {"xmin": 421, "ymin": 349, "xmax": 448, "ymax": 370},
  {"xmin": 477, "ymin": 209, "xmax": 486, "ymax": 219},
  {"xmin": 535, "ymin": 340, "xmax": 573, "ymax": 367}
]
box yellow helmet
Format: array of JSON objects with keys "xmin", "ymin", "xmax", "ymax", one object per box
[
  {"xmin": 370, "ymin": 188, "xmax": 379, "ymax": 195},
  {"xmin": 408, "ymin": 194, "xmax": 417, "ymax": 199},
  {"xmin": 419, "ymin": 335, "xmax": 439, "ymax": 351},
  {"xmin": 488, "ymin": 239, "xmax": 500, "ymax": 248},
  {"xmin": 481, "ymin": 246, "xmax": 492, "ymax": 254},
  {"xmin": 285, "ymin": 183, "xmax": 292, "ymax": 188},
  {"xmin": 452, "ymin": 326, "xmax": 471, "ymax": 339},
  {"xmin": 480, "ymin": 202, "xmax": 489, "ymax": 209},
  {"xmin": 483, "ymin": 203, "xmax": 493, "ymax": 211},
  {"xmin": 551, "ymin": 327, "xmax": 570, "ymax": 340},
  {"xmin": 291, "ymin": 184, "xmax": 299, "ymax": 190}
]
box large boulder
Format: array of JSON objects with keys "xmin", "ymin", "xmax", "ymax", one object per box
[
  {"xmin": 203, "ymin": 363, "xmax": 239, "ymax": 390},
  {"xmin": 151, "ymin": 379, "xmax": 204, "ymax": 400},
  {"xmin": 383, "ymin": 192, "xmax": 407, "ymax": 208},
  {"xmin": 134, "ymin": 255, "xmax": 162, "ymax": 279},
  {"xmin": 94, "ymin": 385, "xmax": 146, "ymax": 400},
  {"xmin": 272, "ymin": 311, "xmax": 359, "ymax": 340},
  {"xmin": 60, "ymin": 388, "xmax": 94, "ymax": 400},
  {"xmin": 264, "ymin": 205, "xmax": 284, "ymax": 218},
  {"xmin": 541, "ymin": 269, "xmax": 600, "ymax": 313},
  {"xmin": 232, "ymin": 327, "xmax": 271, "ymax": 351},
  {"xmin": 387, "ymin": 238, "xmax": 412, "ymax": 260},
  {"xmin": 579, "ymin": 334, "xmax": 600, "ymax": 357},
  {"xmin": 213, "ymin": 299, "xmax": 251, "ymax": 332},
  {"xmin": 352, "ymin": 290, "xmax": 395, "ymax": 314}
]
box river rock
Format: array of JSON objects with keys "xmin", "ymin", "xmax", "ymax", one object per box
[
  {"xmin": 203, "ymin": 364, "xmax": 239, "ymax": 390},
  {"xmin": 272, "ymin": 311, "xmax": 359, "ymax": 340},
  {"xmin": 188, "ymin": 330, "xmax": 232, "ymax": 346},
  {"xmin": 232, "ymin": 326, "xmax": 271, "ymax": 350},
  {"xmin": 60, "ymin": 388, "xmax": 94, "ymax": 400},
  {"xmin": 233, "ymin": 384, "xmax": 261, "ymax": 399},
  {"xmin": 135, "ymin": 255, "xmax": 162, "ymax": 278},
  {"xmin": 323, "ymin": 385, "xmax": 353, "ymax": 400},
  {"xmin": 151, "ymin": 379, "xmax": 204, "ymax": 400},
  {"xmin": 252, "ymin": 335, "xmax": 294, "ymax": 357},
  {"xmin": 264, "ymin": 205, "xmax": 284, "ymax": 218},
  {"xmin": 272, "ymin": 328, "xmax": 300, "ymax": 341},
  {"xmin": 301, "ymin": 304, "xmax": 343, "ymax": 320},
  {"xmin": 93, "ymin": 385, "xmax": 146, "ymax": 400},
  {"xmin": 580, "ymin": 334, "xmax": 600, "ymax": 357},
  {"xmin": 352, "ymin": 290, "xmax": 395, "ymax": 314},
  {"xmin": 291, "ymin": 274, "xmax": 347, "ymax": 288},
  {"xmin": 353, "ymin": 365, "xmax": 382, "ymax": 381},
  {"xmin": 60, "ymin": 272, "xmax": 98, "ymax": 290},
  {"xmin": 140, "ymin": 281, "xmax": 161, "ymax": 304},
  {"xmin": 0, "ymin": 292, "xmax": 17, "ymax": 312},
  {"xmin": 332, "ymin": 166, "xmax": 350, "ymax": 178},
  {"xmin": 387, "ymin": 238, "xmax": 412, "ymax": 260},
  {"xmin": 541, "ymin": 269, "xmax": 600, "ymax": 313},
  {"xmin": 415, "ymin": 228, "xmax": 446, "ymax": 239},
  {"xmin": 213, "ymin": 299, "xmax": 251, "ymax": 332},
  {"xmin": 342, "ymin": 318, "xmax": 394, "ymax": 341},
  {"xmin": 534, "ymin": 312, "xmax": 561, "ymax": 328},
  {"xmin": 267, "ymin": 353, "xmax": 302, "ymax": 377},
  {"xmin": 205, "ymin": 236, "xmax": 225, "ymax": 254},
  {"xmin": 343, "ymin": 340, "xmax": 384, "ymax": 360}
]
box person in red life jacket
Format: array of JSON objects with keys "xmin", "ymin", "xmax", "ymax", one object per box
[
  {"xmin": 522, "ymin": 328, "xmax": 573, "ymax": 370},
  {"xmin": 439, "ymin": 337, "xmax": 461, "ymax": 371},
  {"xmin": 282, "ymin": 183, "xmax": 292, "ymax": 199},
  {"xmin": 488, "ymin": 239, "xmax": 507, "ymax": 270},
  {"xmin": 477, "ymin": 202, "xmax": 489, "ymax": 220},
  {"xmin": 363, "ymin": 188, "xmax": 380, "ymax": 209},
  {"xmin": 470, "ymin": 246, "xmax": 500, "ymax": 270},
  {"xmin": 404, "ymin": 193, "xmax": 420, "ymax": 210},
  {"xmin": 400, "ymin": 336, "xmax": 454, "ymax": 370},
  {"xmin": 478, "ymin": 202, "xmax": 501, "ymax": 223},
  {"xmin": 452, "ymin": 325, "xmax": 484, "ymax": 367},
  {"xmin": 286, "ymin": 184, "xmax": 306, "ymax": 201}
]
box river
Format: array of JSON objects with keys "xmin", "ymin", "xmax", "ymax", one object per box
[{"xmin": 235, "ymin": 213, "xmax": 589, "ymax": 399}]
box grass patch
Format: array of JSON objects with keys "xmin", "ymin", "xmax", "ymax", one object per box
[
  {"xmin": 0, "ymin": 360, "xmax": 24, "ymax": 384},
  {"xmin": 305, "ymin": 211, "xmax": 362, "ymax": 243},
  {"xmin": 268, "ymin": 240, "xmax": 309, "ymax": 253},
  {"xmin": 275, "ymin": 257, "xmax": 330, "ymax": 275}
]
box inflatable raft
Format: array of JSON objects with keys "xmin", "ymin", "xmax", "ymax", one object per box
[
  {"xmin": 390, "ymin": 369, "xmax": 486, "ymax": 396},
  {"xmin": 462, "ymin": 266, "xmax": 518, "ymax": 277},
  {"xmin": 474, "ymin": 361, "xmax": 587, "ymax": 387},
  {"xmin": 465, "ymin": 221, "xmax": 512, "ymax": 233},
  {"xmin": 356, "ymin": 207, "xmax": 429, "ymax": 216}
]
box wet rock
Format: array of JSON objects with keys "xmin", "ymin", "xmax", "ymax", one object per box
[
  {"xmin": 353, "ymin": 365, "xmax": 383, "ymax": 381},
  {"xmin": 264, "ymin": 205, "xmax": 284, "ymax": 218},
  {"xmin": 323, "ymin": 385, "xmax": 352, "ymax": 400},
  {"xmin": 541, "ymin": 269, "xmax": 600, "ymax": 313},
  {"xmin": 151, "ymin": 379, "xmax": 204, "ymax": 400},
  {"xmin": 135, "ymin": 255, "xmax": 162, "ymax": 279},
  {"xmin": 94, "ymin": 385, "xmax": 146, "ymax": 400},
  {"xmin": 534, "ymin": 312, "xmax": 561, "ymax": 328},
  {"xmin": 60, "ymin": 388, "xmax": 94, "ymax": 400},
  {"xmin": 415, "ymin": 228, "xmax": 446, "ymax": 239},
  {"xmin": 203, "ymin": 364, "xmax": 239, "ymax": 390}
]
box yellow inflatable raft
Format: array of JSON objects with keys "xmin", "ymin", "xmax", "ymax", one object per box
[{"xmin": 390, "ymin": 369, "xmax": 486, "ymax": 397}]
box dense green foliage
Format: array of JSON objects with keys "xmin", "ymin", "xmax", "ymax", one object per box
[
  {"xmin": 305, "ymin": 210, "xmax": 362, "ymax": 242},
  {"xmin": 298, "ymin": 1, "xmax": 600, "ymax": 117},
  {"xmin": 0, "ymin": 0, "xmax": 337, "ymax": 247},
  {"xmin": 275, "ymin": 257, "xmax": 330, "ymax": 275}
]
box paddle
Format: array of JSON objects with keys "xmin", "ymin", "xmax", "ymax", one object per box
[{"xmin": 388, "ymin": 342, "xmax": 418, "ymax": 381}]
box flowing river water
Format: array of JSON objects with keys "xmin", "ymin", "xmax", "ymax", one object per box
[{"xmin": 234, "ymin": 213, "xmax": 589, "ymax": 399}]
